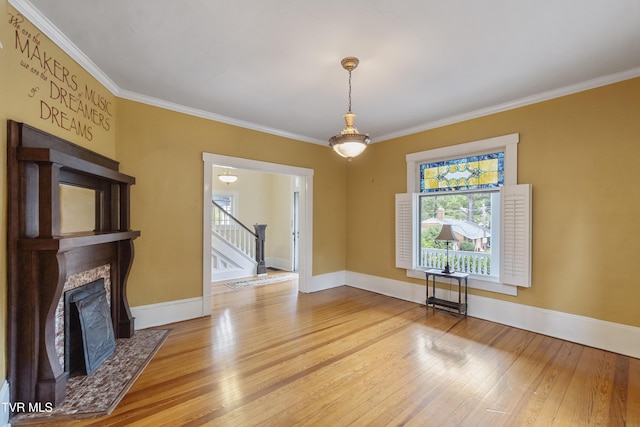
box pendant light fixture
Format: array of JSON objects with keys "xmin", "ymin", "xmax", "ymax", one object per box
[
  {"xmin": 329, "ymin": 56, "xmax": 371, "ymax": 160},
  {"xmin": 218, "ymin": 169, "xmax": 238, "ymax": 185}
]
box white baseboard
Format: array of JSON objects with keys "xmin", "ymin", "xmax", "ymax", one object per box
[
  {"xmin": 346, "ymin": 271, "xmax": 426, "ymax": 304},
  {"xmin": 307, "ymin": 270, "xmax": 345, "ymax": 293},
  {"xmin": 345, "ymin": 271, "xmax": 640, "ymax": 359},
  {"xmin": 1, "ymin": 380, "xmax": 9, "ymax": 426},
  {"xmin": 131, "ymin": 297, "xmax": 204, "ymax": 329},
  {"xmin": 130, "ymin": 270, "xmax": 338, "ymax": 328},
  {"xmin": 130, "ymin": 271, "xmax": 343, "ymax": 327},
  {"xmin": 266, "ymin": 257, "xmax": 292, "ymax": 272}
]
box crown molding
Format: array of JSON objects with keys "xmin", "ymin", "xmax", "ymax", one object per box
[
  {"xmin": 376, "ymin": 66, "xmax": 640, "ymax": 142},
  {"xmin": 117, "ymin": 89, "xmax": 325, "ymax": 145}
]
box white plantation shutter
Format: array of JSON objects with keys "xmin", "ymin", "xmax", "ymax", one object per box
[
  {"xmin": 500, "ymin": 184, "xmax": 532, "ymax": 287},
  {"xmin": 395, "ymin": 193, "xmax": 417, "ymax": 269}
]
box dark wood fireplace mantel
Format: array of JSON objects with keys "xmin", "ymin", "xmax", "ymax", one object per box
[{"xmin": 6, "ymin": 120, "xmax": 141, "ymax": 407}]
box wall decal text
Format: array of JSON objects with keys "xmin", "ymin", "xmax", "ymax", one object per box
[{"xmin": 8, "ymin": 11, "xmax": 114, "ymax": 142}]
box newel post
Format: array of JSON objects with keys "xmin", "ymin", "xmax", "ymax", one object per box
[{"xmin": 254, "ymin": 224, "xmax": 267, "ymax": 276}]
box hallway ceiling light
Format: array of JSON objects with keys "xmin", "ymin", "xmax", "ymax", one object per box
[
  {"xmin": 218, "ymin": 169, "xmax": 238, "ymax": 184},
  {"xmin": 329, "ymin": 57, "xmax": 371, "ymax": 160}
]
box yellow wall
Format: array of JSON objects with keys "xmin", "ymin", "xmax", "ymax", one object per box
[
  {"xmin": 1, "ymin": 2, "xmax": 117, "ymax": 382},
  {"xmin": 115, "ymin": 99, "xmax": 346, "ymax": 306},
  {"xmin": 267, "ymin": 173, "xmax": 294, "ymax": 265},
  {"xmin": 347, "ymin": 77, "xmax": 640, "ymax": 327}
]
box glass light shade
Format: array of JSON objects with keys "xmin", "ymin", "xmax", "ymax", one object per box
[
  {"xmin": 329, "ymin": 111, "xmax": 370, "ymax": 160},
  {"xmin": 329, "ymin": 135, "xmax": 370, "ymax": 159},
  {"xmin": 218, "ymin": 173, "xmax": 238, "ymax": 184}
]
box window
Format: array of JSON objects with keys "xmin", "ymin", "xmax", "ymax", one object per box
[
  {"xmin": 419, "ymin": 191, "xmax": 498, "ymax": 276},
  {"xmin": 213, "ymin": 194, "xmax": 235, "ymax": 215},
  {"xmin": 213, "ymin": 193, "xmax": 237, "ymax": 226},
  {"xmin": 396, "ymin": 133, "xmax": 531, "ymax": 294},
  {"xmin": 419, "ymin": 152, "xmax": 504, "ymax": 192}
]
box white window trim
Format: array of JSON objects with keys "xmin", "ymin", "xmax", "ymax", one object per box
[
  {"xmin": 213, "ymin": 190, "xmax": 239, "ymax": 217},
  {"xmin": 403, "ymin": 133, "xmax": 522, "ymax": 296}
]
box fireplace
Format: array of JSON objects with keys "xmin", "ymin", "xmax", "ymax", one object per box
[
  {"xmin": 7, "ymin": 121, "xmax": 140, "ymax": 407},
  {"xmin": 64, "ymin": 279, "xmax": 116, "ymax": 376}
]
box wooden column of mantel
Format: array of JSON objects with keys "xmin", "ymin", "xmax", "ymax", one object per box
[{"xmin": 7, "ymin": 120, "xmax": 140, "ymax": 407}]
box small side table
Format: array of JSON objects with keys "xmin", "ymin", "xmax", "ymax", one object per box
[{"xmin": 425, "ymin": 269, "xmax": 469, "ymax": 317}]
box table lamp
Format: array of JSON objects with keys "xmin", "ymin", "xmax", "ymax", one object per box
[{"xmin": 435, "ymin": 224, "xmax": 456, "ymax": 274}]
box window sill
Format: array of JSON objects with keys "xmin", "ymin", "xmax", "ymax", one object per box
[{"xmin": 407, "ymin": 268, "xmax": 518, "ymax": 296}]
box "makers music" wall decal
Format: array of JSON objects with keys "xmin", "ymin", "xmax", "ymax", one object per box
[{"xmin": 8, "ymin": 11, "xmax": 113, "ymax": 142}]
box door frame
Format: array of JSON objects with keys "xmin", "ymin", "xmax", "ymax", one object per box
[
  {"xmin": 202, "ymin": 153, "xmax": 314, "ymax": 316},
  {"xmin": 292, "ymin": 189, "xmax": 300, "ymax": 272}
]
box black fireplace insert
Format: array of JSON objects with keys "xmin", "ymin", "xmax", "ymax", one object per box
[{"xmin": 64, "ymin": 279, "xmax": 116, "ymax": 376}]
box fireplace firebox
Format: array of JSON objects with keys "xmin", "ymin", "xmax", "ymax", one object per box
[{"xmin": 64, "ymin": 279, "xmax": 116, "ymax": 376}]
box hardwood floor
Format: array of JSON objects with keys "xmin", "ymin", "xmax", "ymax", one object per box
[
  {"xmin": 55, "ymin": 280, "xmax": 639, "ymax": 426},
  {"xmin": 210, "ymin": 268, "xmax": 298, "ymax": 295}
]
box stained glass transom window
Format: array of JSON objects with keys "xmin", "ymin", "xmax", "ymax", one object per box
[{"xmin": 420, "ymin": 152, "xmax": 504, "ymax": 193}]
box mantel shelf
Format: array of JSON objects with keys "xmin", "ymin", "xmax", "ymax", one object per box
[
  {"xmin": 19, "ymin": 147, "xmax": 135, "ymax": 184},
  {"xmin": 18, "ymin": 230, "xmax": 141, "ymax": 252}
]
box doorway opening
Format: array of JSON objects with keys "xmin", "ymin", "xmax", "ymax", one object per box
[{"xmin": 202, "ymin": 153, "xmax": 314, "ymax": 316}]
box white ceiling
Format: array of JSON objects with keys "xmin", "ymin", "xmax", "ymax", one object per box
[{"xmin": 13, "ymin": 0, "xmax": 640, "ymax": 145}]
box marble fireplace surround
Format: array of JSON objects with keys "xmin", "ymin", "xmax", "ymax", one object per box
[{"xmin": 7, "ymin": 121, "xmax": 140, "ymax": 407}]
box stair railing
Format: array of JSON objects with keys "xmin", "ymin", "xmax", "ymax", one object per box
[{"xmin": 211, "ymin": 201, "xmax": 266, "ymax": 272}]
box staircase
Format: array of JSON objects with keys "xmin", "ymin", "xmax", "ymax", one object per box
[{"xmin": 211, "ymin": 201, "xmax": 266, "ymax": 282}]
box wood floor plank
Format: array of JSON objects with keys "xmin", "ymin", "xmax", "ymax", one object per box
[
  {"xmin": 627, "ymin": 357, "xmax": 640, "ymax": 425},
  {"xmin": 514, "ymin": 341, "xmax": 584, "ymax": 426},
  {"xmin": 550, "ymin": 347, "xmax": 618, "ymax": 426},
  {"xmin": 463, "ymin": 333, "xmax": 564, "ymax": 425},
  {"xmin": 287, "ymin": 312, "xmax": 457, "ymax": 426},
  {"xmin": 45, "ymin": 280, "xmax": 638, "ymax": 427},
  {"xmin": 405, "ymin": 326, "xmax": 535, "ymax": 425},
  {"xmin": 361, "ymin": 315, "xmax": 509, "ymax": 426}
]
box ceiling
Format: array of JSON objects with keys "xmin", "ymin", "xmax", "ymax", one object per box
[{"xmin": 13, "ymin": 0, "xmax": 640, "ymax": 145}]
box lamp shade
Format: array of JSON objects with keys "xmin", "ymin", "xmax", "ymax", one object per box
[{"xmin": 435, "ymin": 224, "xmax": 457, "ymax": 242}]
